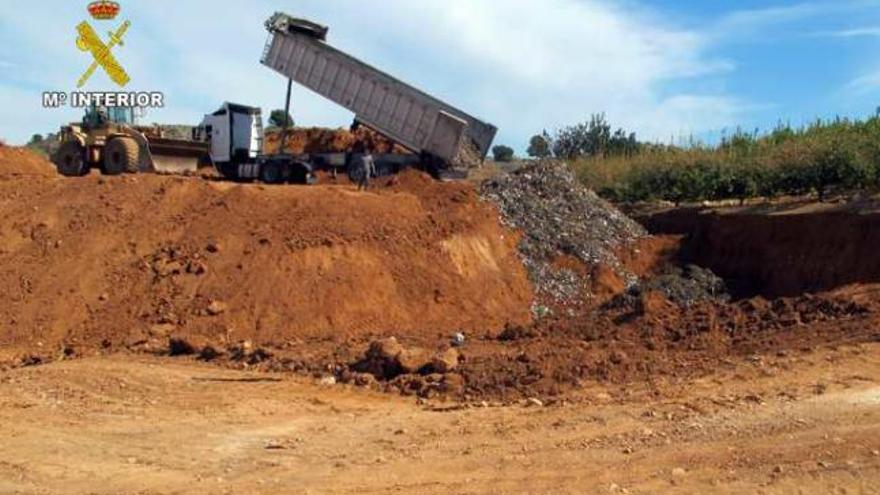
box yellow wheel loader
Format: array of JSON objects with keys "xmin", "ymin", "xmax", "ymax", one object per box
[{"xmin": 52, "ymin": 106, "xmax": 210, "ymax": 177}]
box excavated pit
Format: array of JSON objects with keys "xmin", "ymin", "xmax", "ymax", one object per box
[{"xmin": 640, "ymin": 208, "xmax": 880, "ymax": 298}]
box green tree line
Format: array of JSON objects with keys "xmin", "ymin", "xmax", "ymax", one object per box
[{"xmin": 532, "ymin": 113, "xmax": 880, "ymax": 204}]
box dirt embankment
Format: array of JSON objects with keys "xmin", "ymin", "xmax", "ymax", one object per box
[
  {"xmin": 0, "ymin": 146, "xmax": 55, "ymax": 177},
  {"xmin": 641, "ymin": 208, "xmax": 880, "ymax": 297},
  {"xmin": 0, "ymin": 148, "xmax": 532, "ymax": 362}
]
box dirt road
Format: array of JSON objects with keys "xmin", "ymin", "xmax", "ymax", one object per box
[{"xmin": 3, "ymin": 342, "xmax": 880, "ymax": 494}]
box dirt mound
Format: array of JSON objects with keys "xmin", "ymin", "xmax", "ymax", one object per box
[
  {"xmin": 481, "ymin": 160, "xmax": 648, "ymax": 304},
  {"xmin": 454, "ymin": 289, "xmax": 877, "ymax": 400},
  {"xmin": 263, "ymin": 127, "xmax": 410, "ymax": 155},
  {"xmin": 0, "ymin": 168, "xmax": 532, "ymax": 363},
  {"xmin": 0, "ymin": 146, "xmax": 55, "ymax": 177}
]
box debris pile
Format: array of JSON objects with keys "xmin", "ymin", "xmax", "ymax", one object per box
[
  {"xmin": 451, "ymin": 139, "xmax": 484, "ymax": 170},
  {"xmin": 481, "ymin": 160, "xmax": 648, "ymax": 302},
  {"xmin": 617, "ymin": 264, "xmax": 730, "ymax": 308}
]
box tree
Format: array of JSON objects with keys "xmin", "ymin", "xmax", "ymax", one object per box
[
  {"xmin": 527, "ymin": 134, "xmax": 551, "ymax": 158},
  {"xmin": 549, "ymin": 113, "xmax": 638, "ymax": 159},
  {"xmin": 268, "ymin": 109, "xmax": 294, "ymax": 128},
  {"xmin": 27, "ymin": 134, "xmax": 43, "ymax": 145},
  {"xmin": 492, "ymin": 145, "xmax": 515, "ymax": 162}
]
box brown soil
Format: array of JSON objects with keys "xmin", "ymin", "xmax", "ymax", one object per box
[
  {"xmin": 641, "ymin": 208, "xmax": 880, "ymax": 297},
  {"xmin": 0, "ymin": 146, "xmax": 54, "ymax": 177},
  {"xmin": 3, "ymin": 147, "xmax": 880, "ymax": 407},
  {"xmin": 0, "ymin": 148, "xmax": 531, "ymax": 364},
  {"xmin": 263, "ymin": 126, "xmax": 411, "ymax": 155},
  {"xmin": 2, "ymin": 345, "xmax": 880, "ymax": 494},
  {"xmin": 4, "ymin": 148, "xmax": 880, "ymax": 492}
]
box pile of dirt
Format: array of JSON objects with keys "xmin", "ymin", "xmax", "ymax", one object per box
[
  {"xmin": 454, "ymin": 289, "xmax": 877, "ymax": 400},
  {"xmin": 0, "ymin": 167, "xmax": 533, "ymax": 364},
  {"xmin": 480, "ymin": 160, "xmax": 648, "ymax": 304},
  {"xmin": 161, "ymin": 285, "xmax": 877, "ymax": 401},
  {"xmin": 0, "ymin": 146, "xmax": 55, "ymax": 177},
  {"xmin": 263, "ymin": 127, "xmax": 410, "ymax": 155}
]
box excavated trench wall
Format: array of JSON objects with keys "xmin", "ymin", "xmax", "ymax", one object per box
[{"xmin": 640, "ymin": 208, "xmax": 880, "ymax": 297}]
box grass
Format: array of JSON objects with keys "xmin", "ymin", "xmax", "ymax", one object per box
[{"xmin": 571, "ymin": 115, "xmax": 880, "ymax": 204}]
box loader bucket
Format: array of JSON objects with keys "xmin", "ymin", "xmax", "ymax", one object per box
[{"xmin": 147, "ymin": 137, "xmax": 210, "ymax": 174}]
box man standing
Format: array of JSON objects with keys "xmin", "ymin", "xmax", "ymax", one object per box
[{"xmin": 358, "ymin": 149, "xmax": 376, "ymax": 191}]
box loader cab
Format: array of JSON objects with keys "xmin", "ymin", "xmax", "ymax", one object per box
[
  {"xmin": 82, "ymin": 104, "xmax": 142, "ymax": 129},
  {"xmin": 199, "ymin": 102, "xmax": 263, "ymax": 165}
]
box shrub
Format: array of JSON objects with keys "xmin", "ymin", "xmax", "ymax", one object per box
[
  {"xmin": 527, "ymin": 134, "xmax": 551, "ymax": 158},
  {"xmin": 492, "ymin": 145, "xmax": 515, "ymax": 162},
  {"xmin": 268, "ymin": 109, "xmax": 294, "ymax": 128}
]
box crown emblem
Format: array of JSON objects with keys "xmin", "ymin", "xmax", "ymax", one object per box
[{"xmin": 88, "ymin": 1, "xmax": 120, "ymax": 20}]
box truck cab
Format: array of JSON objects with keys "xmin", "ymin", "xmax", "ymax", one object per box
[
  {"xmin": 199, "ymin": 102, "xmax": 263, "ymax": 169},
  {"xmin": 199, "ymin": 102, "xmax": 316, "ymax": 184}
]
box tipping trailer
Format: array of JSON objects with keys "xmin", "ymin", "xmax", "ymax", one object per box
[{"xmin": 260, "ymin": 13, "xmax": 498, "ymax": 173}]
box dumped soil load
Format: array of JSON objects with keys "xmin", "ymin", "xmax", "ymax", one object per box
[
  {"xmin": 0, "ymin": 146, "xmax": 55, "ymax": 177},
  {"xmin": 263, "ymin": 126, "xmax": 411, "ymax": 155},
  {"xmin": 0, "ymin": 156, "xmax": 533, "ymax": 363},
  {"xmin": 481, "ymin": 160, "xmax": 648, "ymax": 304}
]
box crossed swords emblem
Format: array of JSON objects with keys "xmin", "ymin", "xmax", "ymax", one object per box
[{"xmin": 75, "ymin": 19, "xmax": 131, "ymax": 88}]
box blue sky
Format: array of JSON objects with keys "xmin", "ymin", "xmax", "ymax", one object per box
[{"xmin": 1, "ymin": 0, "xmax": 879, "ymax": 151}]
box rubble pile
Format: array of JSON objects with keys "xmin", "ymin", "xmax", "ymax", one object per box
[
  {"xmin": 635, "ymin": 264, "xmax": 730, "ymax": 307},
  {"xmin": 451, "ymin": 139, "xmax": 484, "ymax": 170},
  {"xmin": 480, "ymin": 160, "xmax": 648, "ymax": 302}
]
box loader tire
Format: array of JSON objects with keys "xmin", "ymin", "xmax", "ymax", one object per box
[
  {"xmin": 53, "ymin": 141, "xmax": 88, "ymax": 177},
  {"xmin": 103, "ymin": 137, "xmax": 140, "ymax": 175}
]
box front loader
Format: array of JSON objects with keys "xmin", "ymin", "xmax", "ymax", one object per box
[{"xmin": 52, "ymin": 105, "xmax": 209, "ymax": 177}]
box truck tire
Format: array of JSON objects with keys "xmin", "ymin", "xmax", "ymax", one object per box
[
  {"xmin": 103, "ymin": 137, "xmax": 140, "ymax": 175},
  {"xmin": 260, "ymin": 162, "xmax": 284, "ymax": 184},
  {"xmin": 53, "ymin": 141, "xmax": 89, "ymax": 177}
]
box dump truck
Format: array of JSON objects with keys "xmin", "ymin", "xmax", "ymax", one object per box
[
  {"xmin": 261, "ymin": 13, "xmax": 497, "ymax": 171},
  {"xmin": 51, "ymin": 105, "xmax": 209, "ymax": 177},
  {"xmin": 204, "ymin": 13, "xmax": 498, "ymax": 184}
]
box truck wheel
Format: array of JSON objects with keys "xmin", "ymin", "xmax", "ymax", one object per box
[
  {"xmin": 103, "ymin": 137, "xmax": 140, "ymax": 175},
  {"xmin": 260, "ymin": 162, "xmax": 284, "ymax": 184},
  {"xmin": 53, "ymin": 141, "xmax": 89, "ymax": 177}
]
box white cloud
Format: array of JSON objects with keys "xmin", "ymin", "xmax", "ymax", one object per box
[
  {"xmin": 822, "ymin": 27, "xmax": 880, "ymax": 38},
  {"xmin": 847, "ymin": 71, "xmax": 880, "ymax": 94},
  {"xmin": 0, "ymin": 0, "xmax": 751, "ymax": 147},
  {"xmin": 711, "ymin": 3, "xmax": 824, "ymax": 38}
]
